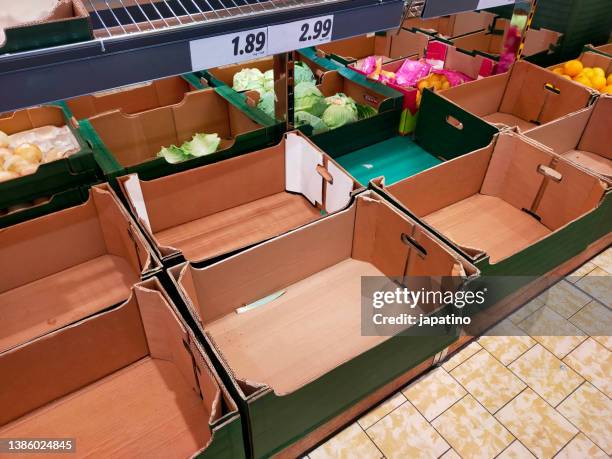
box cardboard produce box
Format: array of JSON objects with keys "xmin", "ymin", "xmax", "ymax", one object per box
[
  {"xmin": 452, "ymin": 23, "xmax": 562, "ymax": 66},
  {"xmin": 119, "ymin": 131, "xmax": 359, "ymax": 266},
  {"xmin": 0, "ymin": 0, "xmax": 92, "ymax": 54},
  {"xmin": 326, "ymin": 89, "xmax": 498, "ymax": 186},
  {"xmin": 0, "ymin": 184, "xmax": 158, "ymax": 354},
  {"xmin": 78, "ymin": 85, "xmax": 278, "ymax": 182},
  {"xmin": 0, "ymin": 277, "xmax": 245, "ymax": 459},
  {"xmin": 314, "ymin": 29, "xmax": 433, "ymax": 67},
  {"xmin": 170, "ymin": 190, "xmax": 478, "ymax": 458},
  {"xmin": 350, "ymin": 40, "xmax": 495, "ymax": 134},
  {"xmin": 526, "ymin": 95, "xmax": 612, "ymax": 181},
  {"xmin": 0, "ymin": 105, "xmax": 97, "ymax": 211},
  {"xmin": 438, "ymin": 60, "xmax": 594, "ymax": 133},
  {"xmin": 549, "ymin": 50, "xmax": 612, "ymax": 94},
  {"xmin": 373, "ymin": 132, "xmax": 611, "ymax": 277},
  {"xmin": 591, "ymin": 43, "xmax": 612, "ymax": 57},
  {"xmin": 403, "ymin": 10, "xmax": 496, "ymax": 39}
]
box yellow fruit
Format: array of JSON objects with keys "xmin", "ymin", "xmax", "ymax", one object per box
[
  {"xmin": 417, "ymin": 80, "xmax": 428, "ymax": 91},
  {"xmin": 552, "ymin": 67, "xmax": 565, "ymax": 75},
  {"xmin": 561, "ymin": 74, "xmax": 572, "ymax": 80},
  {"xmin": 564, "ymin": 60, "xmax": 583, "ymax": 77},
  {"xmin": 573, "ymin": 75, "xmax": 592, "ymax": 87},
  {"xmin": 582, "ymin": 67, "xmax": 594, "ymax": 78},
  {"xmin": 591, "ymin": 74, "xmax": 607, "ymax": 90},
  {"xmin": 432, "ymin": 81, "xmax": 442, "ymax": 91},
  {"xmin": 607, "ymin": 74, "xmax": 612, "ymax": 85},
  {"xmin": 441, "ymin": 81, "xmax": 450, "ymax": 90},
  {"xmin": 14, "ymin": 143, "xmax": 42, "ymax": 164},
  {"xmin": 602, "ymin": 85, "xmax": 612, "ymax": 95},
  {"xmin": 592, "ymin": 67, "xmax": 605, "ymax": 79}
]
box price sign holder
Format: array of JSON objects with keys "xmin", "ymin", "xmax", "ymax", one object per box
[{"xmin": 268, "ymin": 15, "xmax": 334, "ymax": 55}]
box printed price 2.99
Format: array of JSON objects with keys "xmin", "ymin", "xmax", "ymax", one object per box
[
  {"xmin": 299, "ymin": 19, "xmax": 332, "ymax": 42},
  {"xmin": 231, "ymin": 32, "xmax": 266, "ymax": 56}
]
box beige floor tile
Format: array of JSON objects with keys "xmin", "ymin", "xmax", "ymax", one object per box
[
  {"xmin": 450, "ymin": 349, "xmax": 525, "ymax": 413},
  {"xmin": 308, "ymin": 423, "xmax": 382, "ymax": 459},
  {"xmin": 592, "ymin": 335, "xmax": 612, "ymax": 351},
  {"xmin": 309, "ymin": 423, "xmax": 382, "ymax": 459},
  {"xmin": 575, "ymin": 267, "xmax": 612, "ymax": 307},
  {"xmin": 509, "ymin": 298, "xmax": 544, "ymax": 325},
  {"xmin": 555, "ymin": 433, "xmax": 608, "ymax": 459},
  {"xmin": 569, "ymin": 301, "xmax": 612, "ymax": 341},
  {"xmin": 358, "ymin": 393, "xmax": 406, "ymax": 430},
  {"xmin": 567, "ymin": 261, "xmax": 598, "ymax": 283},
  {"xmin": 563, "ymin": 338, "xmax": 612, "ymax": 398},
  {"xmin": 508, "ymin": 344, "xmax": 583, "ymax": 407},
  {"xmin": 402, "ymin": 367, "xmax": 466, "ymax": 421},
  {"xmin": 439, "ymin": 449, "xmax": 461, "ymax": 459},
  {"xmin": 497, "ymin": 441, "xmax": 535, "ymax": 458},
  {"xmin": 557, "ymin": 383, "xmax": 612, "ymax": 455},
  {"xmin": 442, "ymin": 341, "xmax": 482, "ymax": 372},
  {"xmin": 495, "ymin": 389, "xmax": 578, "ymax": 459},
  {"xmin": 590, "ymin": 247, "xmax": 612, "ymax": 274},
  {"xmin": 366, "ymin": 402, "xmax": 449, "ymax": 459},
  {"xmin": 432, "ymin": 395, "xmax": 514, "ymax": 459},
  {"xmin": 518, "ymin": 306, "xmax": 587, "ymax": 358},
  {"xmin": 536, "ymin": 280, "xmax": 591, "ymax": 318},
  {"xmin": 478, "ymin": 320, "xmax": 536, "ymax": 365}
]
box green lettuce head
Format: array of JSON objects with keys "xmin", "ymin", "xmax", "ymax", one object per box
[
  {"xmin": 182, "ymin": 133, "xmax": 221, "ymax": 157},
  {"xmin": 322, "ymin": 93, "xmax": 358, "ymax": 129},
  {"xmin": 232, "ymin": 68, "xmax": 265, "ymax": 92},
  {"xmin": 294, "ymin": 111, "xmax": 329, "ymax": 135},
  {"xmin": 257, "ymin": 91, "xmax": 276, "ymax": 119},
  {"xmin": 263, "ymin": 70, "xmax": 275, "ymax": 93},
  {"xmin": 295, "ymin": 61, "xmax": 316, "ymax": 85},
  {"xmin": 157, "ymin": 145, "xmax": 186, "ymax": 164},
  {"xmin": 294, "ymin": 82, "xmax": 327, "ymax": 117}
]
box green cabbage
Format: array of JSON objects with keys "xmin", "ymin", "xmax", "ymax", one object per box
[
  {"xmin": 322, "ymin": 93, "xmax": 358, "ymax": 129},
  {"xmin": 157, "ymin": 145, "xmax": 186, "ymax": 164},
  {"xmin": 182, "ymin": 133, "xmax": 221, "ymax": 157},
  {"xmin": 257, "ymin": 91, "xmax": 276, "ymax": 118},
  {"xmin": 232, "ymin": 68, "xmax": 265, "ymax": 92},
  {"xmin": 294, "ymin": 82, "xmax": 327, "ymax": 117},
  {"xmin": 263, "ymin": 70, "xmax": 275, "ymax": 93},
  {"xmin": 356, "ymin": 103, "xmax": 378, "ymax": 120},
  {"xmin": 295, "ymin": 61, "xmax": 316, "ymax": 84},
  {"xmin": 295, "ymin": 111, "xmax": 329, "ymax": 135}
]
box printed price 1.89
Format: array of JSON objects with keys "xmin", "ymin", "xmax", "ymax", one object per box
[
  {"xmin": 231, "ymin": 32, "xmax": 266, "ymax": 57},
  {"xmin": 298, "ymin": 18, "xmax": 332, "ymax": 42}
]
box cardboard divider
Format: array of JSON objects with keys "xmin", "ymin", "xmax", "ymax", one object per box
[
  {"xmin": 118, "ymin": 131, "xmax": 359, "ymax": 264},
  {"xmin": 0, "ymin": 184, "xmax": 158, "ymax": 354},
  {"xmin": 0, "ymin": 0, "xmax": 92, "ymax": 54},
  {"xmin": 0, "ymin": 105, "xmax": 97, "ymax": 211},
  {"xmin": 526, "ymin": 95, "xmax": 612, "ymax": 181},
  {"xmin": 173, "ymin": 190, "xmax": 476, "ymax": 394},
  {"xmin": 315, "ymin": 33, "xmax": 397, "ymax": 66},
  {"xmin": 0, "ymin": 278, "xmax": 243, "ymax": 458},
  {"xmin": 403, "ymin": 11, "xmax": 496, "ymax": 39},
  {"xmin": 377, "ymin": 132, "xmax": 607, "ymax": 265},
  {"xmin": 592, "ymin": 43, "xmax": 612, "ymax": 58},
  {"xmin": 439, "ymin": 60, "xmax": 594, "ymax": 133}
]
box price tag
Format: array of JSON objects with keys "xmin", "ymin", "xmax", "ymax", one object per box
[
  {"xmin": 190, "ymin": 27, "xmax": 268, "ymax": 71},
  {"xmin": 268, "ymin": 15, "xmax": 334, "ymax": 55}
]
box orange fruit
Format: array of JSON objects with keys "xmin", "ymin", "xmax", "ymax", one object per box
[
  {"xmin": 602, "ymin": 85, "xmax": 612, "ymax": 95},
  {"xmin": 607, "ymin": 74, "xmax": 612, "ymax": 85},
  {"xmin": 591, "ymin": 74, "xmax": 607, "ymax": 90},
  {"xmin": 564, "ymin": 60, "xmax": 583, "ymax": 77},
  {"xmin": 552, "ymin": 67, "xmax": 564, "ymax": 75},
  {"xmin": 574, "ymin": 75, "xmax": 592, "ymax": 87}
]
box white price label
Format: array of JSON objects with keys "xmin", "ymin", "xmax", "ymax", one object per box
[
  {"xmin": 268, "ymin": 15, "xmax": 334, "ymax": 55},
  {"xmin": 190, "ymin": 27, "xmax": 268, "ymax": 71},
  {"xmin": 477, "ymin": 0, "xmax": 515, "ymax": 8}
]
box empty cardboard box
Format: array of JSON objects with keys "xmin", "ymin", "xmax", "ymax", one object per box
[
  {"xmin": 0, "ymin": 184, "xmax": 158, "ymax": 354},
  {"xmin": 0, "ymin": 278, "xmax": 245, "ymax": 459},
  {"xmin": 526, "ymin": 95, "xmax": 612, "ymax": 181},
  {"xmin": 0, "ymin": 0, "xmax": 92, "ymax": 54},
  {"xmin": 439, "ymin": 60, "xmax": 594, "ymax": 133},
  {"xmin": 374, "ymin": 132, "xmax": 610, "ymax": 275},
  {"xmin": 170, "ymin": 190, "xmax": 477, "ymax": 457},
  {"xmin": 0, "ymin": 105, "xmax": 96, "ymax": 211},
  {"xmin": 79, "ymin": 85, "xmax": 277, "ymax": 181},
  {"xmin": 119, "ymin": 131, "xmax": 359, "ymax": 265}
]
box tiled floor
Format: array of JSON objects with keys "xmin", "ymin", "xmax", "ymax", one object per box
[{"xmin": 306, "ymin": 247, "xmax": 612, "ymax": 459}]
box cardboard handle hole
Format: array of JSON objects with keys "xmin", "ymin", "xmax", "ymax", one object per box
[
  {"xmin": 446, "ymin": 115, "xmax": 463, "ymax": 130},
  {"xmin": 400, "ymin": 233, "xmax": 428, "ymax": 257},
  {"xmin": 544, "ymin": 83, "xmax": 560, "ymax": 94},
  {"xmin": 537, "ymin": 164, "xmax": 562, "ymax": 182},
  {"xmin": 316, "ymin": 164, "xmax": 333, "ymax": 184}
]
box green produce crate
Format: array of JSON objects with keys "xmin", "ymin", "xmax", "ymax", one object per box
[
  {"xmin": 78, "ymin": 84, "xmax": 281, "ymax": 183},
  {"xmin": 0, "ymin": 105, "xmax": 97, "ymax": 210},
  {"xmin": 0, "ymin": 186, "xmax": 89, "ymax": 230},
  {"xmin": 0, "ymin": 0, "xmax": 92, "ymax": 54},
  {"xmin": 323, "ymin": 88, "xmax": 498, "ymax": 186}
]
